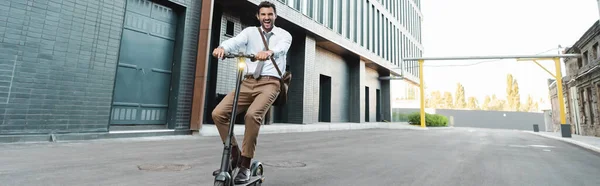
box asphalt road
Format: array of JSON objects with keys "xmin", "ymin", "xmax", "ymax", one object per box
[{"xmin": 2, "ymin": 127, "xmax": 600, "ymax": 186}]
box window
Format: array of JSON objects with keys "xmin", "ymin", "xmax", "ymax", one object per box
[
  {"xmin": 338, "ymin": 0, "xmax": 343, "ymax": 34},
  {"xmin": 418, "ymin": 16, "xmax": 422, "ymax": 42},
  {"xmin": 225, "ymin": 20, "xmax": 234, "ymax": 36},
  {"xmin": 587, "ymin": 87, "xmax": 595, "ymax": 125},
  {"xmin": 393, "ymin": 0, "xmax": 396, "ymax": 18},
  {"xmin": 593, "ymin": 43, "xmax": 598, "ymax": 60},
  {"xmin": 360, "ymin": 0, "xmax": 364, "ymax": 46},
  {"xmin": 371, "ymin": 5, "xmax": 375, "ymax": 53},
  {"xmin": 328, "ymin": 0, "xmax": 334, "ymax": 29},
  {"xmin": 366, "ymin": 3, "xmax": 370, "ymax": 50},
  {"xmin": 294, "ymin": 0, "xmax": 301, "ymax": 11},
  {"xmin": 317, "ymin": 0, "xmax": 324, "ymax": 24},
  {"xmin": 389, "ymin": 23, "xmax": 392, "ymax": 63},
  {"xmin": 580, "ymin": 90, "xmax": 587, "ymax": 122},
  {"xmin": 307, "ymin": 0, "xmax": 314, "ymax": 18},
  {"xmin": 377, "ymin": 10, "xmax": 381, "ymax": 56},
  {"xmin": 345, "ymin": 0, "xmax": 350, "ymax": 38},
  {"xmin": 583, "ymin": 51, "xmax": 589, "ymax": 66},
  {"xmin": 596, "ymin": 83, "xmax": 600, "ymax": 124},
  {"xmin": 353, "ymin": 0, "xmax": 358, "ymax": 42},
  {"xmin": 395, "ymin": 28, "xmax": 399, "ymax": 66},
  {"xmin": 402, "ymin": 0, "xmax": 406, "ymax": 26}
]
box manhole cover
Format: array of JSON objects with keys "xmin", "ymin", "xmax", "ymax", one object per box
[
  {"xmin": 137, "ymin": 164, "xmax": 192, "ymax": 171},
  {"xmin": 263, "ymin": 161, "xmax": 306, "ymax": 168}
]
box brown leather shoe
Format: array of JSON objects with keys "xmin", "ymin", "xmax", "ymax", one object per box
[
  {"xmin": 234, "ymin": 156, "xmax": 252, "ymax": 183},
  {"xmin": 234, "ymin": 167, "xmax": 251, "ymax": 184}
]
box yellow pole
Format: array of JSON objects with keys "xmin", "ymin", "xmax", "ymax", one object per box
[
  {"xmin": 553, "ymin": 57, "xmax": 567, "ymax": 125},
  {"xmin": 419, "ymin": 59, "xmax": 426, "ymax": 128}
]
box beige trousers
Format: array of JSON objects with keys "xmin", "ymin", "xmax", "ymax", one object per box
[{"xmin": 211, "ymin": 76, "xmax": 281, "ymax": 158}]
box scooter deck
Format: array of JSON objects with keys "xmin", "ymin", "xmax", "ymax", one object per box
[{"xmin": 234, "ymin": 176, "xmax": 265, "ymax": 186}]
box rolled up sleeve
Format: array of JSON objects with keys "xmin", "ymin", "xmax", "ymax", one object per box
[{"xmin": 219, "ymin": 28, "xmax": 250, "ymax": 53}]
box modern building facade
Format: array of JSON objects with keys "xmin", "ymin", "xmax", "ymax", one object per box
[
  {"xmin": 0, "ymin": 0, "xmax": 423, "ymax": 140},
  {"xmin": 548, "ymin": 20, "xmax": 600, "ymax": 137}
]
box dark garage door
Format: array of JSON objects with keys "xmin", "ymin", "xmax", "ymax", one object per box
[{"xmin": 111, "ymin": 0, "xmax": 178, "ymax": 125}]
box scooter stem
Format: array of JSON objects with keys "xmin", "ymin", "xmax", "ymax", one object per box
[{"xmin": 219, "ymin": 56, "xmax": 245, "ymax": 173}]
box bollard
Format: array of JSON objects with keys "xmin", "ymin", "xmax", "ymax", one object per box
[{"xmin": 533, "ymin": 124, "xmax": 539, "ymax": 132}]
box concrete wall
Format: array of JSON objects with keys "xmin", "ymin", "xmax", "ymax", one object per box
[
  {"xmin": 365, "ymin": 67, "xmax": 382, "ymax": 122},
  {"xmin": 313, "ymin": 47, "xmax": 352, "ymax": 123},
  {"xmin": 393, "ymin": 108, "xmax": 546, "ymax": 131},
  {"xmin": 0, "ymin": 0, "xmax": 201, "ymax": 134}
]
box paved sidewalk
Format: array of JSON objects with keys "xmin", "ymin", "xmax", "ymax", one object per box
[
  {"xmin": 197, "ymin": 122, "xmax": 432, "ymax": 136},
  {"xmin": 525, "ymin": 131, "xmax": 600, "ymax": 154},
  {"xmin": 1, "ymin": 122, "xmax": 446, "ymax": 143}
]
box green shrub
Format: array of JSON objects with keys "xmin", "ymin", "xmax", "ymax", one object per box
[{"xmin": 407, "ymin": 112, "xmax": 448, "ymax": 127}]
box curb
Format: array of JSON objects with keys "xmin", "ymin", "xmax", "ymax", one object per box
[
  {"xmin": 197, "ymin": 122, "xmax": 435, "ymax": 136},
  {"xmin": 524, "ymin": 131, "xmax": 600, "ymax": 154}
]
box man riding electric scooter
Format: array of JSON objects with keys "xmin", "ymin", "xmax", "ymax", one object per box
[{"xmin": 211, "ymin": 1, "xmax": 293, "ymax": 184}]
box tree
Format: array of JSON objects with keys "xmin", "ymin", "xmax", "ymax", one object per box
[
  {"xmin": 426, "ymin": 90, "xmax": 443, "ymax": 108},
  {"xmin": 512, "ymin": 81, "xmax": 521, "ymax": 111},
  {"xmin": 443, "ymin": 91, "xmax": 454, "ymax": 109},
  {"xmin": 506, "ymin": 74, "xmax": 521, "ymax": 111},
  {"xmin": 482, "ymin": 95, "xmax": 491, "ymax": 110},
  {"xmin": 454, "ymin": 83, "xmax": 467, "ymax": 109},
  {"xmin": 507, "ymin": 74, "xmax": 514, "ymax": 109},
  {"xmin": 520, "ymin": 95, "xmax": 536, "ymax": 112},
  {"xmin": 488, "ymin": 94, "xmax": 507, "ymax": 111},
  {"xmin": 496, "ymin": 100, "xmax": 507, "ymax": 111},
  {"xmin": 467, "ymin": 96, "xmax": 479, "ymax": 110}
]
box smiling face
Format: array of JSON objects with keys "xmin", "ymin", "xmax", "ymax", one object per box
[{"xmin": 256, "ymin": 7, "xmax": 276, "ymax": 31}]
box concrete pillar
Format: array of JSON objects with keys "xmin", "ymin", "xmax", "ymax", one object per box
[
  {"xmin": 272, "ymin": 31, "xmax": 307, "ymax": 124},
  {"xmin": 190, "ymin": 0, "xmax": 214, "ymax": 130},
  {"xmin": 303, "ymin": 36, "xmax": 317, "ymax": 124},
  {"xmin": 348, "ymin": 59, "xmax": 366, "ymax": 123},
  {"xmin": 381, "ymin": 72, "xmax": 392, "ymax": 122}
]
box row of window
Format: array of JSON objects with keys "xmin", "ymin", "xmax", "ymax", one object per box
[{"xmin": 277, "ymin": 0, "xmax": 423, "ymax": 77}]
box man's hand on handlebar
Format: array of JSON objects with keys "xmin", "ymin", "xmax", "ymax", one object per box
[
  {"xmin": 213, "ymin": 48, "xmax": 270, "ymax": 61},
  {"xmin": 255, "ymin": 50, "xmax": 273, "ymax": 61},
  {"xmin": 212, "ymin": 47, "xmax": 226, "ymax": 59}
]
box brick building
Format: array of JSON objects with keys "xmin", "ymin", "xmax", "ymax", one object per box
[
  {"xmin": 549, "ymin": 20, "xmax": 600, "ymax": 136},
  {"xmin": 0, "ymin": 0, "xmax": 422, "ymax": 141}
]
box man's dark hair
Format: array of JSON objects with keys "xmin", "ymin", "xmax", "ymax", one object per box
[{"xmin": 257, "ymin": 1, "xmax": 276, "ymax": 14}]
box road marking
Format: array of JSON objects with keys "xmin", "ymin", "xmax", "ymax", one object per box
[
  {"xmin": 508, "ymin": 145, "xmax": 528, "ymax": 148},
  {"xmin": 529, "ymin": 145, "xmax": 556, "ymax": 148},
  {"xmin": 543, "ymin": 149, "xmax": 552, "ymax": 152}
]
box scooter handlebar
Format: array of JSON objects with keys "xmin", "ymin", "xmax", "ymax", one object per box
[{"xmin": 224, "ymin": 53, "xmax": 256, "ymax": 59}]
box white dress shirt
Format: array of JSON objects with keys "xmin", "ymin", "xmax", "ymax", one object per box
[{"xmin": 218, "ymin": 25, "xmax": 293, "ymax": 79}]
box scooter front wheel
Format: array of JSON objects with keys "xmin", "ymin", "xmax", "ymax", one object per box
[{"xmin": 214, "ymin": 181, "xmax": 226, "ymax": 186}]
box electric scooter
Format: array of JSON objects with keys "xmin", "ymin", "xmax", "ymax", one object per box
[{"xmin": 213, "ymin": 52, "xmax": 265, "ymax": 186}]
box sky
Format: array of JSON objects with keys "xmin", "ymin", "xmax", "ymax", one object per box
[{"xmin": 395, "ymin": 0, "xmax": 600, "ymax": 109}]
